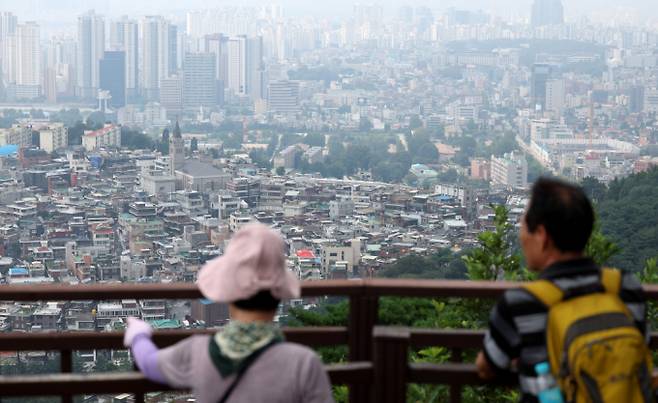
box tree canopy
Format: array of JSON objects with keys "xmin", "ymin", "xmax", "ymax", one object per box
[
  {"xmin": 298, "ymin": 134, "xmax": 413, "ymax": 182},
  {"xmin": 120, "ymin": 128, "xmax": 155, "ymax": 150},
  {"xmin": 595, "ymin": 167, "xmax": 658, "ymax": 272},
  {"xmin": 378, "ymin": 249, "xmax": 467, "ymax": 279},
  {"xmin": 303, "ymin": 132, "xmax": 325, "ymax": 147}
]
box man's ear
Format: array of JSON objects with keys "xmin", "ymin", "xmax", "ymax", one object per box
[{"xmin": 536, "ymin": 224, "xmax": 551, "ymax": 252}]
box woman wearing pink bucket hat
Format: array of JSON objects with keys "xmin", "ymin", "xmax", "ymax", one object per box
[{"xmin": 124, "ymin": 223, "xmax": 334, "ymax": 403}]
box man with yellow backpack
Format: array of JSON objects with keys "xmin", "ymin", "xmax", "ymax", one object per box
[{"xmin": 476, "ymin": 177, "xmax": 652, "ymax": 402}]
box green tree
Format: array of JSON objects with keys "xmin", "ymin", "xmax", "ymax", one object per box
[
  {"xmin": 464, "ymin": 119, "xmax": 478, "ymax": 134},
  {"xmin": 343, "ymin": 144, "xmax": 371, "ymax": 173},
  {"xmin": 379, "ymin": 250, "xmax": 467, "ymax": 279},
  {"xmin": 190, "ymin": 137, "xmax": 199, "ymax": 152},
  {"xmin": 488, "ymin": 132, "xmax": 518, "ymax": 156},
  {"xmin": 585, "ymin": 219, "xmax": 621, "ymax": 267},
  {"xmin": 437, "ymin": 168, "xmax": 460, "ymax": 183},
  {"xmin": 250, "ymin": 149, "xmax": 272, "ymax": 169},
  {"xmin": 406, "ymin": 131, "xmax": 439, "ymax": 164},
  {"xmin": 67, "ymin": 121, "xmax": 87, "ymax": 145},
  {"xmin": 86, "ymin": 111, "xmax": 106, "ymax": 129},
  {"xmin": 303, "ymin": 132, "xmax": 325, "ymax": 147},
  {"xmin": 432, "ymin": 125, "xmax": 445, "ymax": 140},
  {"xmin": 451, "ymin": 136, "xmax": 477, "ymax": 167},
  {"xmin": 30, "ymin": 109, "xmax": 46, "ymax": 119},
  {"xmin": 462, "ymin": 205, "xmax": 523, "ymax": 281},
  {"xmin": 581, "ymin": 177, "xmax": 607, "ymax": 203},
  {"xmin": 0, "ymin": 109, "xmax": 26, "ymax": 128},
  {"xmin": 156, "ymin": 128, "xmax": 170, "ymax": 154},
  {"xmin": 266, "ymin": 134, "xmax": 279, "ymax": 156},
  {"xmin": 409, "ymin": 115, "xmax": 423, "ymax": 130},
  {"xmin": 327, "ymin": 136, "xmax": 345, "ymax": 157},
  {"xmin": 50, "ymin": 108, "xmax": 83, "ymax": 126},
  {"xmin": 597, "ymin": 167, "xmax": 658, "ymax": 271},
  {"xmin": 276, "ymin": 166, "xmax": 286, "ymax": 176},
  {"xmin": 222, "ymin": 132, "xmax": 243, "ymax": 149},
  {"xmin": 414, "ymin": 144, "xmax": 439, "ymax": 164},
  {"xmin": 526, "ymin": 155, "xmax": 553, "ymax": 183},
  {"xmin": 120, "ymin": 128, "xmax": 154, "ymax": 150},
  {"xmin": 324, "ymin": 161, "xmax": 346, "ymax": 179},
  {"xmin": 359, "ymin": 117, "xmax": 373, "ymax": 132},
  {"xmin": 371, "ymin": 160, "xmax": 408, "ymax": 183},
  {"xmin": 287, "ymin": 301, "xmax": 349, "ymax": 364},
  {"xmin": 281, "ymin": 133, "xmax": 303, "ymax": 147},
  {"xmin": 638, "ymin": 257, "xmax": 658, "ymax": 330}
]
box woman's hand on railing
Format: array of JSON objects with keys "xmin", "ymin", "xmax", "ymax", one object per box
[{"xmin": 123, "ymin": 317, "xmax": 153, "ymax": 348}]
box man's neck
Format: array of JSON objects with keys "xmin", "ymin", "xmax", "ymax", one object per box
[{"xmin": 541, "ymin": 252, "xmax": 585, "ymax": 271}]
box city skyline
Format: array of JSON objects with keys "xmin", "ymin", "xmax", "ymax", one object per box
[
  {"xmin": 0, "ymin": 0, "xmax": 656, "ymax": 109},
  {"xmin": 0, "ymin": 0, "xmax": 658, "ymax": 27}
]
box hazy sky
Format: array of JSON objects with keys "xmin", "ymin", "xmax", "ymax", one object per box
[{"xmin": 0, "ymin": 0, "xmax": 655, "ymax": 26}]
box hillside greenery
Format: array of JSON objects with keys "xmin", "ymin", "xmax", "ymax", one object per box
[
  {"xmin": 589, "ymin": 168, "xmax": 658, "ymax": 272},
  {"xmin": 377, "ymin": 249, "xmax": 467, "ymax": 280}
]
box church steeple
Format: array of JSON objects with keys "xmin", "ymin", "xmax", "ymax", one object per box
[
  {"xmin": 173, "ymin": 120, "xmax": 182, "ymax": 139},
  {"xmin": 169, "ymin": 121, "xmax": 185, "ymax": 175}
]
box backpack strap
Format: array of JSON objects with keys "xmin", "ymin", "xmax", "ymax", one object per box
[
  {"xmin": 600, "ymin": 267, "xmax": 622, "ymax": 295},
  {"xmin": 523, "ymin": 280, "xmax": 564, "ymax": 308},
  {"xmin": 216, "ymin": 340, "xmax": 280, "ymax": 403},
  {"xmin": 523, "ymin": 268, "xmax": 622, "ymax": 307}
]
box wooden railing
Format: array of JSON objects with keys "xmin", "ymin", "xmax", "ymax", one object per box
[{"xmin": 1, "ymin": 279, "xmax": 657, "ymax": 402}]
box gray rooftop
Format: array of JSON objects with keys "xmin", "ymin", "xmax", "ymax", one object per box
[{"xmin": 178, "ymin": 160, "xmax": 226, "ymax": 178}]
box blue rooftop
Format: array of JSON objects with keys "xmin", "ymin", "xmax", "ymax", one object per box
[
  {"xmin": 8, "ymin": 267, "xmax": 28, "ymax": 276},
  {"xmin": 0, "ymin": 145, "xmax": 18, "ymax": 156}
]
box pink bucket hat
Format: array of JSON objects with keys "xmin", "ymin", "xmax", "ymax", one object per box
[{"xmin": 197, "ymin": 223, "xmax": 301, "ymax": 303}]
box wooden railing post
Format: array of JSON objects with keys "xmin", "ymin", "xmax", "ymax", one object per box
[
  {"xmin": 449, "ymin": 348, "xmax": 463, "ymax": 403},
  {"xmin": 348, "ymin": 293, "xmax": 378, "ymax": 402},
  {"xmin": 61, "ymin": 350, "xmax": 72, "ymax": 403},
  {"xmin": 373, "ymin": 326, "xmax": 410, "ymax": 403}
]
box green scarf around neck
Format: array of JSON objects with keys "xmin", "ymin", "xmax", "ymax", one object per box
[{"xmin": 208, "ymin": 321, "xmax": 284, "ymax": 377}]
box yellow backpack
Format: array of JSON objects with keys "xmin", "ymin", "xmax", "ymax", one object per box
[{"xmin": 523, "ymin": 268, "xmax": 653, "ymax": 403}]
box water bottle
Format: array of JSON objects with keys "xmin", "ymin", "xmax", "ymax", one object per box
[{"xmin": 535, "ymin": 362, "xmax": 565, "ymax": 403}]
